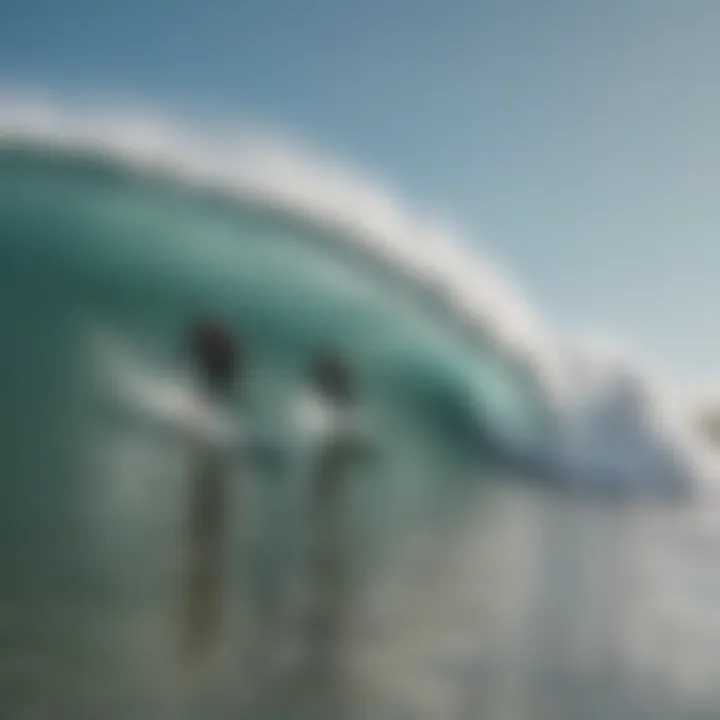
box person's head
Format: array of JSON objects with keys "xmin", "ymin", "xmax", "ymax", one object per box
[
  {"xmin": 310, "ymin": 349, "xmax": 354, "ymax": 405},
  {"xmin": 188, "ymin": 318, "xmax": 242, "ymax": 396}
]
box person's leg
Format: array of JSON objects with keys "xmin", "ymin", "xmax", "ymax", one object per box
[
  {"xmin": 181, "ymin": 319, "xmax": 241, "ymax": 662},
  {"xmin": 183, "ymin": 447, "xmax": 228, "ymax": 659}
]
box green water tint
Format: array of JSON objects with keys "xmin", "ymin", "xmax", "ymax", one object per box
[
  {"xmin": 2, "ymin": 146, "xmax": 713, "ymax": 719},
  {"xmin": 0, "ymin": 148, "xmax": 524, "ymax": 717},
  {"xmin": 0, "ymin": 145, "xmax": 547, "ymax": 439},
  {"xmin": 0, "ymin": 276, "xmax": 496, "ymax": 718}
]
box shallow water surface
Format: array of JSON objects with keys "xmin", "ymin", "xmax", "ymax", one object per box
[{"xmin": 0, "ymin": 148, "xmax": 718, "ymax": 719}]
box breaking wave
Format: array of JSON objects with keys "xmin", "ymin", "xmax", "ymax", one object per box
[{"xmin": 0, "ymin": 93, "xmax": 712, "ymax": 496}]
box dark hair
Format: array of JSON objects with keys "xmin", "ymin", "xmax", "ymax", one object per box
[{"xmin": 188, "ymin": 318, "xmax": 241, "ymax": 395}]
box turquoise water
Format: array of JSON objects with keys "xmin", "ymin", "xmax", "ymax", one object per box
[{"xmin": 0, "ymin": 144, "xmax": 717, "ymax": 719}]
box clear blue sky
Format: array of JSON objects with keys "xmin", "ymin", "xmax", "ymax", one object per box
[{"xmin": 2, "ymin": 0, "xmax": 720, "ymax": 384}]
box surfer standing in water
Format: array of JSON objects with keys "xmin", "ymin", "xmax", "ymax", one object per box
[
  {"xmin": 300, "ymin": 349, "xmax": 367, "ymax": 698},
  {"xmin": 308, "ymin": 350, "xmax": 359, "ymax": 512},
  {"xmin": 182, "ymin": 318, "xmax": 242, "ymax": 662}
]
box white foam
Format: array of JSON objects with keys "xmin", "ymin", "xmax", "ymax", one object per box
[
  {"xmin": 1, "ymin": 90, "xmax": 713, "ymax": 494},
  {"xmin": 87, "ymin": 324, "xmax": 243, "ymax": 449}
]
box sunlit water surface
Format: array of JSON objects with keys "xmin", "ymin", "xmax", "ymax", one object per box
[{"xmin": 0, "ymin": 150, "xmax": 718, "ymax": 720}]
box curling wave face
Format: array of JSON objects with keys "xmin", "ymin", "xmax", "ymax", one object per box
[
  {"xmin": 0, "ymin": 100, "xmax": 719, "ymax": 719},
  {"xmin": 0, "ymin": 137, "xmax": 551, "ymax": 462},
  {"xmin": 0, "ymin": 104, "xmax": 711, "ymax": 496}
]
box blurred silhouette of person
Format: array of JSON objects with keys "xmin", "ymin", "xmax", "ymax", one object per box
[
  {"xmin": 297, "ymin": 349, "xmax": 364, "ymax": 707},
  {"xmin": 307, "ymin": 349, "xmax": 359, "ymax": 569},
  {"xmin": 182, "ymin": 318, "xmax": 243, "ymax": 662}
]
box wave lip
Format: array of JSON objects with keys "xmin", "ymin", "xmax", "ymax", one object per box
[{"xmin": 0, "ymin": 92, "xmax": 713, "ymax": 498}]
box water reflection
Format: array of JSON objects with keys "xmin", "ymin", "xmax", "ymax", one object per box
[{"xmin": 2, "ymin": 314, "xmax": 720, "ymax": 719}]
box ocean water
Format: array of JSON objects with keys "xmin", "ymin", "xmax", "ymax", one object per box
[{"xmin": 0, "ymin": 142, "xmax": 718, "ymax": 719}]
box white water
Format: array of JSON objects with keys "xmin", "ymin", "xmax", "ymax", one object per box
[{"xmin": 0, "ymin": 93, "xmax": 706, "ymax": 493}]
